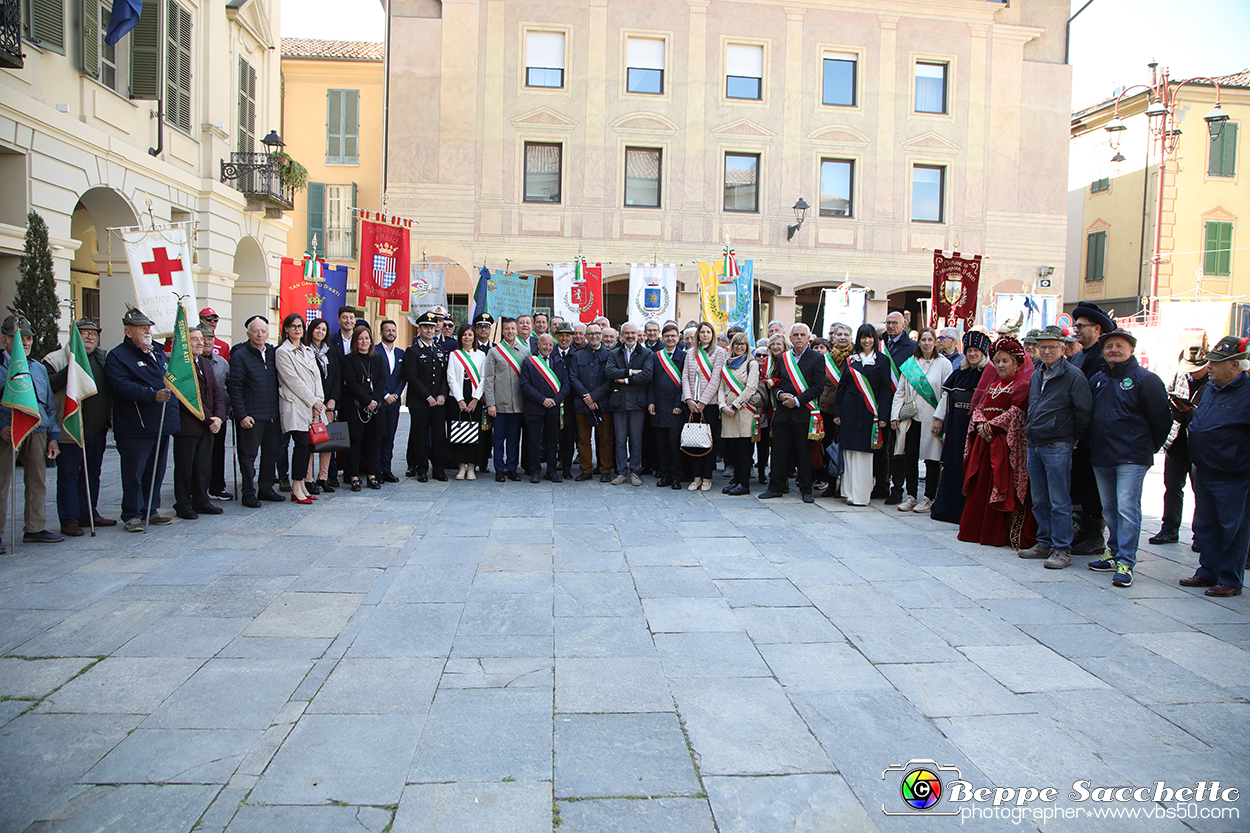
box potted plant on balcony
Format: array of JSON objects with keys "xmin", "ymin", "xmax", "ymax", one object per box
[{"xmin": 271, "ymin": 150, "xmax": 308, "ymax": 193}]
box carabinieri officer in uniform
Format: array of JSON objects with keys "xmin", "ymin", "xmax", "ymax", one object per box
[{"xmin": 403, "ymin": 311, "xmax": 449, "ymax": 481}]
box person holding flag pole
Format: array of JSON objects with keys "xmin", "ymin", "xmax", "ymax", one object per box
[{"xmin": 0, "ymin": 313, "xmax": 64, "ymax": 551}]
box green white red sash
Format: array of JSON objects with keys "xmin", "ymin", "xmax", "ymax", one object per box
[
  {"xmin": 695, "ymin": 345, "xmax": 713, "ymax": 382},
  {"xmin": 454, "ymin": 349, "xmax": 482, "ymax": 389},
  {"xmin": 780, "ymin": 351, "xmax": 817, "ymax": 412},
  {"xmin": 495, "ymin": 341, "xmax": 522, "ymax": 375},
  {"xmin": 824, "ymin": 354, "xmax": 843, "ymax": 386},
  {"xmin": 657, "ymin": 349, "xmax": 681, "ymax": 387},
  {"xmin": 884, "ymin": 348, "xmax": 900, "ymax": 391},
  {"xmin": 720, "ymin": 363, "xmax": 757, "ymax": 414},
  {"xmin": 850, "ymin": 365, "xmax": 882, "ymax": 448},
  {"xmin": 529, "ymin": 355, "xmax": 561, "ymax": 394}
]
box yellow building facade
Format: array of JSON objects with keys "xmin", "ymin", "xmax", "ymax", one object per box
[
  {"xmin": 382, "ymin": 0, "xmax": 1073, "ymax": 332},
  {"xmin": 1068, "ymin": 69, "xmax": 1248, "ymax": 322}
]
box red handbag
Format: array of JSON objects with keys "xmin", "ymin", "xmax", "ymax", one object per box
[{"xmin": 309, "ymin": 421, "xmax": 330, "ymax": 444}]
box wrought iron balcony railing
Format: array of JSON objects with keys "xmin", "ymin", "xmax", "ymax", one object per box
[
  {"xmin": 220, "ymin": 152, "xmax": 294, "ymax": 211},
  {"xmin": 0, "ymin": 0, "xmax": 23, "ymax": 69}
]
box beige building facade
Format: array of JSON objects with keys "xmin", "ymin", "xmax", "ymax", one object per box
[
  {"xmin": 383, "ymin": 0, "xmax": 1072, "ymax": 332},
  {"xmin": 0, "ymin": 0, "xmax": 290, "ymax": 345}
]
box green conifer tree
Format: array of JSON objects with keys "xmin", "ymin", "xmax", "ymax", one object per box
[{"xmin": 16, "ymin": 210, "xmax": 61, "ymax": 359}]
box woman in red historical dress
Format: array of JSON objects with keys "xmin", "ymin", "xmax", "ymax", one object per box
[{"xmin": 958, "ymin": 336, "xmax": 1037, "ymax": 548}]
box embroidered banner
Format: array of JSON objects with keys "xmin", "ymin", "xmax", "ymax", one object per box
[
  {"xmin": 120, "ymin": 223, "xmax": 197, "ymax": 337},
  {"xmin": 410, "ymin": 263, "xmax": 447, "ymax": 318},
  {"xmin": 628, "ymin": 264, "xmax": 678, "ymax": 325},
  {"xmin": 553, "ymin": 259, "xmax": 603, "ymax": 323},
  {"xmin": 485, "ymin": 270, "xmax": 536, "ymax": 321},
  {"xmin": 358, "ymin": 213, "xmax": 411, "ymax": 311},
  {"xmin": 930, "ymin": 249, "xmax": 982, "ymax": 330}
]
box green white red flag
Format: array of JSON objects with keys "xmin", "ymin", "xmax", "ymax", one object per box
[
  {"xmin": 1, "ymin": 337, "xmax": 42, "ymax": 450},
  {"xmin": 61, "ymin": 319, "xmax": 98, "ymax": 447}
]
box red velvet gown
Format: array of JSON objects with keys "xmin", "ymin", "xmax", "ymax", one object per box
[{"xmin": 957, "ymin": 372, "xmax": 1037, "ymax": 548}]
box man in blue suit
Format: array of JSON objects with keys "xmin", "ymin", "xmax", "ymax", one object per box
[
  {"xmin": 606, "ymin": 323, "xmax": 654, "ymax": 485},
  {"xmin": 375, "ymin": 319, "xmax": 405, "ymax": 482},
  {"xmin": 519, "ymin": 334, "xmax": 569, "ymax": 483}
]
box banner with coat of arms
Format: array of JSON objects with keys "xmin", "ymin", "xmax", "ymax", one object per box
[
  {"xmin": 280, "ymin": 256, "xmax": 350, "ymax": 334},
  {"xmin": 119, "ymin": 223, "xmax": 197, "ymax": 337},
  {"xmin": 627, "ymin": 264, "xmax": 677, "ymax": 326},
  {"xmin": 930, "ymin": 249, "xmax": 982, "ymax": 330},
  {"xmin": 410, "ymin": 263, "xmax": 448, "ymax": 319},
  {"xmin": 358, "ymin": 212, "xmax": 411, "ymax": 312},
  {"xmin": 552, "ymin": 258, "xmax": 603, "ymax": 324},
  {"xmin": 699, "ymin": 247, "xmax": 755, "ymax": 343}
]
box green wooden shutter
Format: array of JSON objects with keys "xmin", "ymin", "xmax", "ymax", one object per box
[
  {"xmin": 343, "ymin": 90, "xmax": 358, "ymax": 163},
  {"xmin": 326, "ymin": 90, "xmax": 341, "ymax": 163},
  {"xmin": 165, "ymin": 0, "xmax": 191, "ymax": 131},
  {"xmin": 1204, "ymin": 221, "xmax": 1233, "ymax": 277},
  {"xmin": 129, "ymin": 0, "xmax": 159, "ymax": 99},
  {"xmin": 350, "ymin": 182, "xmax": 358, "ymax": 257},
  {"xmin": 29, "ymin": 0, "xmax": 65, "ymax": 50},
  {"xmin": 80, "ymin": 0, "xmax": 99, "ymax": 77},
  {"xmin": 1086, "ymin": 231, "xmax": 1105, "ymax": 282},
  {"xmin": 1209, "ymin": 123, "xmax": 1238, "ymax": 177},
  {"xmin": 307, "ymin": 181, "xmax": 325, "ymax": 257},
  {"xmin": 238, "ymin": 56, "xmax": 256, "ymax": 153}
]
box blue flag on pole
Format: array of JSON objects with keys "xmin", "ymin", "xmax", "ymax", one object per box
[
  {"xmin": 320, "ymin": 263, "xmax": 350, "ymax": 335},
  {"xmin": 472, "ymin": 266, "xmax": 490, "ymax": 320},
  {"xmin": 104, "ymin": 0, "xmax": 143, "ymax": 45}
]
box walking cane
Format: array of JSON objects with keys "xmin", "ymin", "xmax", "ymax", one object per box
[{"xmin": 142, "ymin": 399, "xmax": 167, "ymax": 534}]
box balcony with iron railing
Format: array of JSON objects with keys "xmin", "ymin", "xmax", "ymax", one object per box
[
  {"xmin": 1, "ymin": 0, "xmax": 23, "ymax": 69},
  {"xmin": 221, "ymin": 152, "xmax": 295, "ymax": 213}
]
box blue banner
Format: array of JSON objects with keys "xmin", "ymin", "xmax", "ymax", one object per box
[
  {"xmin": 320, "ymin": 263, "xmax": 349, "ymax": 335},
  {"xmin": 733, "ymin": 260, "xmax": 755, "ymax": 346},
  {"xmin": 485, "ymin": 270, "xmax": 536, "ymax": 321}
]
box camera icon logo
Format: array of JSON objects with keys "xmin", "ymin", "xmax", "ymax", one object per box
[{"xmin": 881, "ymin": 759, "xmax": 963, "ymax": 816}]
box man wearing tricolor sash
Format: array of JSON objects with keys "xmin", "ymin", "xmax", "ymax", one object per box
[
  {"xmin": 483, "ymin": 317, "xmax": 531, "ymax": 482},
  {"xmin": 759, "ymin": 323, "xmax": 826, "ymax": 504},
  {"xmin": 647, "ymin": 323, "xmax": 687, "ymax": 489},
  {"xmin": 878, "ymin": 311, "xmax": 916, "ymax": 503},
  {"xmin": 519, "ymin": 334, "xmax": 570, "ymax": 483}
]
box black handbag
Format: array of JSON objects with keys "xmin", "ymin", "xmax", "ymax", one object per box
[{"xmin": 312, "ymin": 420, "xmax": 351, "ymax": 452}]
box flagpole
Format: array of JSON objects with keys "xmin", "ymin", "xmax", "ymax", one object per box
[
  {"xmin": 82, "ymin": 445, "xmax": 95, "ymax": 537},
  {"xmin": 9, "ymin": 443, "xmax": 15, "ymax": 553},
  {"xmin": 143, "ymin": 402, "xmax": 166, "ymax": 534}
]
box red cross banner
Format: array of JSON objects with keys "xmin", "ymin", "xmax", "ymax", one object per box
[
  {"xmin": 120, "ymin": 223, "xmax": 197, "ymax": 337},
  {"xmin": 357, "ymin": 212, "xmax": 412, "ymax": 312},
  {"xmin": 930, "ymin": 249, "xmax": 982, "ymax": 331}
]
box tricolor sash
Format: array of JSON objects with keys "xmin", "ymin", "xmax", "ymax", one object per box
[
  {"xmin": 850, "ymin": 366, "xmax": 882, "ymax": 448},
  {"xmin": 454, "ymin": 349, "xmax": 482, "ymax": 389},
  {"xmin": 657, "ymin": 349, "xmax": 681, "ymax": 387},
  {"xmin": 780, "ymin": 351, "xmax": 817, "ymax": 412},
  {"xmin": 824, "ymin": 354, "xmax": 843, "ymax": 386},
  {"xmin": 720, "ymin": 363, "xmax": 757, "ymax": 414},
  {"xmin": 899, "ymin": 357, "xmax": 938, "ymax": 409},
  {"xmin": 495, "ymin": 341, "xmax": 522, "ymax": 376},
  {"xmin": 695, "ymin": 345, "xmax": 713, "ymax": 382},
  {"xmin": 884, "ymin": 349, "xmax": 901, "ymax": 392},
  {"xmin": 529, "ymin": 355, "xmax": 561, "ymax": 394}
]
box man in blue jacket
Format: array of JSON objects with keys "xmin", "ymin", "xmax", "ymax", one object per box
[
  {"xmin": 1085, "ymin": 328, "xmax": 1170, "ymax": 588},
  {"xmin": 229, "ymin": 316, "xmax": 283, "ymax": 508},
  {"xmin": 519, "ymin": 334, "xmax": 569, "ymax": 483},
  {"xmin": 105, "ymin": 308, "xmax": 181, "ymax": 532},
  {"xmin": 1181, "ymin": 336, "xmax": 1250, "ymax": 597},
  {"xmin": 375, "ymin": 319, "xmax": 405, "ymax": 482},
  {"xmin": 568, "ymin": 322, "xmax": 614, "ymax": 481}
]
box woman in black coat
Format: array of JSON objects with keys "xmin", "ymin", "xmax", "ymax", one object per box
[
  {"xmin": 340, "ymin": 323, "xmax": 385, "ymax": 491},
  {"xmin": 647, "ymin": 322, "xmax": 687, "ymax": 489},
  {"xmin": 304, "ymin": 318, "xmax": 341, "ymax": 493},
  {"xmin": 834, "ymin": 323, "xmax": 892, "ymax": 505}
]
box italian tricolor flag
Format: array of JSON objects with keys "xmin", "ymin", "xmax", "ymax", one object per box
[{"xmin": 61, "ymin": 320, "xmax": 98, "ymax": 446}]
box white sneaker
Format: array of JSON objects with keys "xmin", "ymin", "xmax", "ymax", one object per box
[
  {"xmin": 455, "ymin": 465, "xmax": 466, "ymax": 481},
  {"xmin": 912, "ymin": 496, "xmax": 933, "ymax": 513},
  {"xmin": 466, "ymin": 468, "xmax": 476, "ymax": 481},
  {"xmin": 898, "ymin": 495, "xmax": 918, "ymax": 512}
]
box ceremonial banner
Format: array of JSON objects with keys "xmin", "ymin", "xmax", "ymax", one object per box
[
  {"xmin": 280, "ymin": 258, "xmax": 349, "ymax": 333},
  {"xmin": 410, "ymin": 264, "xmax": 448, "ymax": 318},
  {"xmin": 319, "ymin": 264, "xmax": 349, "ymax": 334},
  {"xmin": 552, "ymin": 259, "xmax": 603, "ymax": 324},
  {"xmin": 820, "ymin": 285, "xmax": 867, "ymax": 336},
  {"xmin": 472, "ymin": 266, "xmax": 489, "ymax": 320},
  {"xmin": 485, "ymin": 270, "xmax": 536, "ymax": 321},
  {"xmin": 358, "ymin": 213, "xmax": 411, "ymax": 312},
  {"xmin": 699, "ymin": 256, "xmax": 754, "ymax": 341},
  {"xmin": 120, "ymin": 223, "xmax": 197, "ymax": 337},
  {"xmin": 1, "ymin": 337, "xmax": 41, "ymax": 450},
  {"xmin": 628, "ymin": 264, "xmax": 678, "ymax": 326},
  {"xmin": 930, "ymin": 249, "xmax": 982, "ymax": 330},
  {"xmin": 61, "ymin": 320, "xmax": 98, "ymax": 447},
  {"xmin": 164, "ymin": 305, "xmax": 203, "ymax": 421}
]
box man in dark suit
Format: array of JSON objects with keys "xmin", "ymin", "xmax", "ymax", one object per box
[
  {"xmin": 375, "ymin": 319, "xmax": 405, "ymax": 482},
  {"xmin": 404, "ymin": 311, "xmax": 448, "ymax": 481},
  {"xmin": 569, "ymin": 321, "xmax": 614, "ymax": 482},
  {"xmin": 1069, "ymin": 301, "xmax": 1115, "ymax": 555},
  {"xmin": 229, "ymin": 316, "xmax": 283, "ymax": 508},
  {"xmin": 880, "ymin": 311, "xmax": 915, "ymax": 504},
  {"xmin": 172, "ymin": 326, "xmax": 227, "ymax": 519},
  {"xmin": 324, "ymin": 306, "xmax": 358, "ymax": 488},
  {"xmin": 647, "ymin": 322, "xmax": 687, "ymax": 489},
  {"xmin": 519, "ymin": 334, "xmax": 570, "ymax": 483},
  {"xmin": 606, "ymin": 323, "xmax": 654, "ymax": 486},
  {"xmin": 759, "ymin": 323, "xmax": 825, "ymax": 503},
  {"xmin": 551, "ymin": 321, "xmax": 580, "ymax": 477}
]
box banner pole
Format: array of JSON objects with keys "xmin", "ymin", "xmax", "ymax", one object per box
[{"xmin": 10, "ymin": 443, "xmax": 15, "ymax": 553}]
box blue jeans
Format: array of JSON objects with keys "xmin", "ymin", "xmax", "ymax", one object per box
[
  {"xmin": 56, "ymin": 430, "xmax": 106, "ymax": 524},
  {"xmin": 492, "ymin": 412, "xmax": 522, "ymax": 473},
  {"xmin": 1192, "ymin": 474, "xmax": 1250, "ymax": 590},
  {"xmin": 1027, "ymin": 442, "xmax": 1074, "ymax": 550},
  {"xmin": 614, "ymin": 409, "xmax": 645, "ymax": 475},
  {"xmin": 1093, "ymin": 463, "xmax": 1149, "ymax": 569}
]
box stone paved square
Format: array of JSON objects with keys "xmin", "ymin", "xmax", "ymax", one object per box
[{"xmin": 0, "ymin": 444, "xmax": 1247, "ymax": 832}]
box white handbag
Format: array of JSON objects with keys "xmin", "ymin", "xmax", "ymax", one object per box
[{"xmin": 681, "ymin": 413, "xmax": 713, "ymax": 456}]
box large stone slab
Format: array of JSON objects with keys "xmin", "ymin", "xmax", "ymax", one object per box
[
  {"xmin": 242, "ymin": 591, "xmax": 363, "ymax": 638},
  {"xmin": 395, "ymin": 782, "xmax": 552, "ymax": 833},
  {"xmin": 35, "ymin": 657, "xmax": 203, "ymax": 715},
  {"xmin": 409, "ymin": 689, "xmax": 552, "ymax": 783},
  {"xmin": 29, "ymin": 784, "xmax": 220, "ymax": 833},
  {"xmin": 960, "ymin": 643, "xmax": 1112, "ymax": 693},
  {"xmin": 84, "ymin": 728, "xmax": 260, "ymax": 784},
  {"xmin": 703, "ymin": 773, "xmax": 879, "ymax": 833},
  {"xmin": 144, "ymin": 658, "xmax": 310, "ymax": 730},
  {"xmin": 308, "ymin": 657, "xmax": 443, "ymax": 714},
  {"xmin": 0, "ymin": 657, "xmax": 95, "ymax": 699},
  {"xmin": 555, "ymin": 712, "xmax": 701, "ymax": 798},
  {"xmin": 555, "ymin": 572, "xmax": 643, "ymax": 617},
  {"xmin": 641, "ymin": 597, "xmax": 741, "ymax": 633},
  {"xmin": 555, "ymin": 616, "xmax": 657, "ymax": 658},
  {"xmin": 226, "ymin": 803, "xmax": 392, "ymax": 833},
  {"xmin": 555, "ymin": 657, "xmax": 671, "ymax": 713},
  {"xmin": 556, "ymin": 797, "xmax": 717, "ymax": 833},
  {"xmin": 653, "ymin": 632, "xmax": 771, "ymax": 677},
  {"xmin": 346, "ymin": 603, "xmax": 462, "ymax": 658}
]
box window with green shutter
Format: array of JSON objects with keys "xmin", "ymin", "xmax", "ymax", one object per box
[
  {"xmin": 1208, "ymin": 123, "xmax": 1238, "ymax": 178},
  {"xmin": 238, "ymin": 56, "xmax": 256, "ymax": 153},
  {"xmin": 80, "ymin": 0, "xmax": 99, "ymax": 77},
  {"xmin": 1203, "ymin": 221, "xmax": 1233, "ymax": 277},
  {"xmin": 326, "ymin": 90, "xmax": 359, "ymax": 165},
  {"xmin": 164, "ymin": 0, "xmax": 191, "ymax": 132},
  {"xmin": 129, "ymin": 0, "xmax": 160, "ymax": 100},
  {"xmin": 1085, "ymin": 230, "xmax": 1106, "ymax": 282},
  {"xmin": 306, "ymin": 181, "xmax": 326, "ymax": 257},
  {"xmin": 25, "ymin": 0, "xmax": 65, "ymax": 52}
]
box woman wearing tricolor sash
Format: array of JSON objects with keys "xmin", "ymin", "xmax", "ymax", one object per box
[
  {"xmin": 681, "ymin": 321, "xmax": 728, "ymax": 492},
  {"xmin": 889, "ymin": 328, "xmax": 952, "ymax": 514},
  {"xmin": 718, "ymin": 333, "xmax": 761, "ymax": 495},
  {"xmin": 446, "ymin": 325, "xmax": 484, "ymax": 481},
  {"xmin": 834, "ymin": 324, "xmax": 892, "ymax": 506},
  {"xmin": 818, "ymin": 324, "xmax": 854, "ymax": 497}
]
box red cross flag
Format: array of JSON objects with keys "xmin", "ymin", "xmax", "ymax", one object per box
[{"xmin": 121, "ymin": 223, "xmax": 198, "ymax": 337}]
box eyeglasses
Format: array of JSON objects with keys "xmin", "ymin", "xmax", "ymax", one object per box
[{"xmin": 1072, "ymin": 323, "xmax": 1090, "ymax": 329}]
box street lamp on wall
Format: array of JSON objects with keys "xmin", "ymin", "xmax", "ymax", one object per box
[{"xmin": 786, "ymin": 198, "xmax": 809, "ymax": 242}]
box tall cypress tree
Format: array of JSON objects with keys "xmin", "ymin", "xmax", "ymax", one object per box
[{"xmin": 16, "ymin": 210, "xmax": 61, "ymax": 359}]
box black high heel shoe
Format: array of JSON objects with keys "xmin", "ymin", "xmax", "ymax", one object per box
[
  {"xmin": 306, "ymin": 481, "xmax": 321, "ymax": 495},
  {"xmin": 317, "ymin": 479, "xmax": 335, "ymax": 493},
  {"xmin": 367, "ymin": 477, "xmax": 382, "ymax": 490},
  {"xmin": 350, "ymin": 480, "xmax": 363, "ymax": 492}
]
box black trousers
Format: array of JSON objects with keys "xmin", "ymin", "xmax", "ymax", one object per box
[
  {"xmin": 557, "ymin": 407, "xmax": 577, "ymax": 474},
  {"xmin": 526, "ymin": 410, "xmax": 561, "ymax": 475},
  {"xmin": 236, "ymin": 417, "xmax": 280, "ymax": 498},
  {"xmin": 756, "ymin": 424, "xmax": 771, "ymax": 476},
  {"xmin": 891, "ymin": 422, "xmax": 923, "ymax": 497},
  {"xmin": 655, "ymin": 426, "xmax": 682, "ymax": 482},
  {"xmin": 289, "ymin": 430, "xmax": 312, "ymax": 484},
  {"xmin": 406, "ymin": 405, "xmax": 446, "ymax": 475},
  {"xmin": 726, "ymin": 436, "xmax": 753, "ymax": 487},
  {"xmin": 173, "ymin": 432, "xmax": 214, "ymax": 512},
  {"xmin": 346, "ymin": 408, "xmax": 380, "ymax": 479},
  {"xmin": 641, "ymin": 410, "xmax": 656, "ymax": 473},
  {"xmin": 873, "ymin": 427, "xmax": 896, "ymax": 497},
  {"xmin": 769, "ymin": 415, "xmax": 813, "ymax": 494},
  {"xmin": 377, "ymin": 401, "xmax": 401, "ymax": 475},
  {"xmin": 210, "ymin": 424, "xmax": 228, "ymax": 494},
  {"xmin": 1160, "ymin": 430, "xmax": 1193, "ymax": 533},
  {"xmin": 690, "ymin": 406, "xmax": 720, "ymax": 479}
]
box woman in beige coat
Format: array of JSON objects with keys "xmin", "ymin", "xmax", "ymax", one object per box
[
  {"xmin": 276, "ymin": 313, "xmax": 325, "ymax": 504},
  {"xmin": 718, "ymin": 332, "xmax": 761, "ymax": 495},
  {"xmin": 682, "ymin": 321, "xmax": 728, "ymax": 491}
]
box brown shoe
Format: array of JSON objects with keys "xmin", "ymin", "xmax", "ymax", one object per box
[
  {"xmin": 60, "ymin": 522, "xmax": 84, "ymax": 537},
  {"xmin": 1179, "ymin": 574, "xmax": 1217, "ymax": 588},
  {"xmin": 92, "ymin": 516, "xmax": 119, "ymax": 527},
  {"xmin": 1204, "ymin": 584, "xmax": 1242, "ymax": 597}
]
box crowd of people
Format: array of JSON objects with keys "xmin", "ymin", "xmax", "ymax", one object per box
[{"xmin": 0, "ymin": 298, "xmax": 1246, "ymax": 598}]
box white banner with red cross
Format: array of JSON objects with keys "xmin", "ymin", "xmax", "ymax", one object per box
[{"xmin": 120, "ymin": 223, "xmax": 198, "ymax": 337}]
